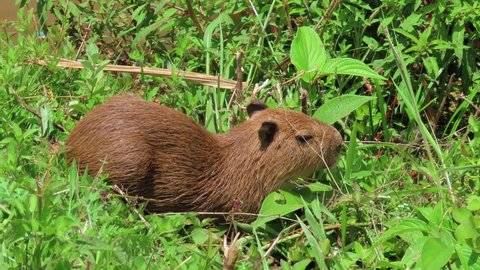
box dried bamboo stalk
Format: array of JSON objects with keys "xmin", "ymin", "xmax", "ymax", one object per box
[{"xmin": 36, "ymin": 58, "xmax": 247, "ymax": 90}]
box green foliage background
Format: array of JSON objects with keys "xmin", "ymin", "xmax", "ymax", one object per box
[{"xmin": 1, "ymin": 0, "xmax": 479, "ymax": 269}]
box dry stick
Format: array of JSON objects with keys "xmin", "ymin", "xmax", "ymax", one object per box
[
  {"xmin": 261, "ymin": 234, "xmax": 281, "ymax": 259},
  {"xmin": 300, "ymin": 88, "xmax": 308, "ymax": 114},
  {"xmin": 282, "ymin": 0, "xmax": 294, "ymax": 39},
  {"xmin": 251, "ymin": 79, "xmax": 270, "ymax": 97},
  {"xmin": 223, "ymin": 232, "xmax": 241, "ymax": 270},
  {"xmin": 228, "ymin": 50, "xmax": 245, "ymax": 109},
  {"xmin": 185, "ymin": 0, "xmax": 204, "ymax": 36},
  {"xmin": 314, "ymin": 0, "xmax": 341, "ymax": 33},
  {"xmin": 111, "ymin": 185, "xmax": 151, "ymax": 228},
  {"xmin": 75, "ymin": 22, "xmax": 92, "ymax": 59},
  {"xmin": 36, "ymin": 58, "xmax": 246, "ymax": 90},
  {"xmin": 433, "ymin": 74, "xmax": 455, "ymax": 129},
  {"xmin": 234, "ymin": 50, "xmax": 245, "ymax": 100},
  {"xmin": 457, "ymin": 93, "xmax": 480, "ymax": 117},
  {"xmin": 13, "ymin": 93, "xmax": 66, "ymax": 132}
]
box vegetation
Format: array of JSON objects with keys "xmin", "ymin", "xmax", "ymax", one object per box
[{"xmin": 1, "ymin": 0, "xmax": 479, "ymax": 269}]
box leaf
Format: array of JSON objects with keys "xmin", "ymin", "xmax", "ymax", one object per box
[
  {"xmin": 40, "ymin": 106, "xmax": 49, "ymax": 137},
  {"xmin": 302, "ymin": 199, "xmax": 326, "ymax": 239},
  {"xmin": 452, "ymin": 19, "xmax": 465, "ymax": 63},
  {"xmin": 455, "ymin": 222, "xmax": 478, "ymax": 244},
  {"xmin": 307, "ymin": 182, "xmax": 332, "ymax": 192},
  {"xmin": 319, "ymin": 58, "xmax": 385, "ymax": 80},
  {"xmin": 11, "ymin": 122, "xmax": 23, "ymax": 141},
  {"xmin": 131, "ymin": 10, "xmax": 176, "ymax": 48},
  {"xmin": 297, "ymin": 216, "xmax": 327, "ymax": 269},
  {"xmin": 452, "ymin": 207, "xmax": 472, "ymax": 224},
  {"xmin": 313, "ymin": 95, "xmax": 376, "ymax": 124},
  {"xmin": 205, "ymin": 98, "xmax": 215, "ymax": 132},
  {"xmin": 468, "ymin": 195, "xmax": 480, "ymax": 211},
  {"xmin": 422, "ymin": 56, "xmax": 439, "ymax": 80},
  {"xmin": 290, "ymin": 26, "xmax": 326, "ymax": 83},
  {"xmin": 292, "ymin": 259, "xmax": 312, "ymax": 270},
  {"xmin": 191, "ymin": 228, "xmax": 209, "ymax": 245},
  {"xmin": 377, "ymin": 218, "xmax": 429, "ymax": 245},
  {"xmin": 420, "ymin": 237, "xmax": 454, "ymax": 270},
  {"xmin": 252, "ymin": 190, "xmax": 303, "ymax": 227},
  {"xmin": 203, "ymin": 12, "xmax": 232, "ymax": 48},
  {"xmin": 456, "ymin": 243, "xmax": 480, "ymax": 269},
  {"xmin": 401, "ymin": 236, "xmax": 429, "ymax": 268}
]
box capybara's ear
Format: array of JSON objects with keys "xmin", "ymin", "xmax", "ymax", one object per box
[
  {"xmin": 258, "ymin": 121, "xmax": 277, "ymax": 150},
  {"xmin": 247, "ymin": 100, "xmax": 268, "ymax": 117}
]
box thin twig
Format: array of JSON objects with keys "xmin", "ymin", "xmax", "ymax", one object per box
[
  {"xmin": 282, "ymin": 0, "xmax": 294, "ymax": 39},
  {"xmin": 111, "ymin": 185, "xmax": 151, "ymax": 228},
  {"xmin": 13, "ymin": 93, "xmax": 66, "ymax": 132},
  {"xmin": 228, "ymin": 50, "xmax": 245, "ymax": 108},
  {"xmin": 251, "ymin": 79, "xmax": 270, "ymax": 97},
  {"xmin": 172, "ymin": 256, "xmax": 192, "ymax": 270},
  {"xmin": 185, "ymin": 0, "xmax": 204, "ymax": 36},
  {"xmin": 234, "ymin": 50, "xmax": 244, "ymax": 100},
  {"xmin": 457, "ymin": 92, "xmax": 480, "ymax": 117},
  {"xmin": 75, "ymin": 22, "xmax": 92, "ymax": 59},
  {"xmin": 314, "ymin": 0, "xmax": 341, "ymax": 34},
  {"xmin": 300, "ymin": 88, "xmax": 308, "ymax": 114},
  {"xmin": 260, "ymin": 234, "xmax": 281, "ymax": 261},
  {"xmin": 433, "ymin": 74, "xmax": 455, "ymax": 129}
]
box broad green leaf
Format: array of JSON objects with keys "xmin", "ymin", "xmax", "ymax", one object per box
[
  {"xmin": 290, "ymin": 26, "xmax": 326, "ymax": 82},
  {"xmin": 253, "ymin": 190, "xmax": 303, "ymax": 227},
  {"xmin": 452, "ymin": 207, "xmax": 472, "ymax": 224},
  {"xmin": 468, "ymin": 195, "xmax": 480, "ymax": 211},
  {"xmin": 455, "ymin": 222, "xmax": 478, "ymax": 244},
  {"xmin": 319, "ymin": 58, "xmax": 385, "ymax": 80},
  {"xmin": 376, "ymin": 218, "xmax": 429, "ymax": 245},
  {"xmin": 418, "ymin": 205, "xmax": 443, "ymax": 226},
  {"xmin": 313, "ymin": 95, "xmax": 376, "ymax": 124},
  {"xmin": 280, "ymin": 260, "xmax": 292, "ymax": 270},
  {"xmin": 191, "ymin": 228, "xmax": 209, "ymax": 245},
  {"xmin": 292, "ymin": 259, "xmax": 312, "ymax": 270},
  {"xmin": 402, "ymin": 236, "xmax": 429, "ymax": 268},
  {"xmin": 456, "ymin": 243, "xmax": 480, "ymax": 269},
  {"xmin": 420, "ymin": 238, "xmax": 453, "ymax": 270}
]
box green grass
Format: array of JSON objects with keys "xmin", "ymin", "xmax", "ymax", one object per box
[{"xmin": 1, "ymin": 0, "xmax": 479, "ymax": 269}]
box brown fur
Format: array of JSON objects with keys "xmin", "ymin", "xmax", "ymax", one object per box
[{"xmin": 66, "ymin": 95, "xmax": 342, "ymax": 215}]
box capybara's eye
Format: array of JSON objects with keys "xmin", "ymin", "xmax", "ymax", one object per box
[{"xmin": 295, "ymin": 135, "xmax": 313, "ymax": 143}]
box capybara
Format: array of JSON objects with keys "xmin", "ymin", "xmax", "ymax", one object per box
[{"xmin": 66, "ymin": 95, "xmax": 342, "ymax": 217}]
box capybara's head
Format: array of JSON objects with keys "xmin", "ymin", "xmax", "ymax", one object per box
[{"xmin": 241, "ymin": 101, "xmax": 342, "ymax": 183}]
